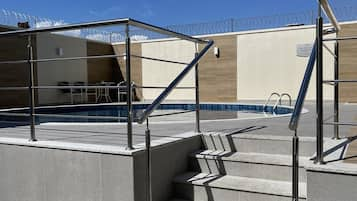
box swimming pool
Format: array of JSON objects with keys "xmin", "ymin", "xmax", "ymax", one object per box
[
  {"xmin": 27, "ymin": 103, "xmax": 294, "ymax": 124},
  {"xmin": 0, "ymin": 103, "xmax": 294, "ymax": 125}
]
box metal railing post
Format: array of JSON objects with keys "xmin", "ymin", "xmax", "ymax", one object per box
[
  {"xmin": 195, "ymin": 44, "xmax": 201, "ymax": 133},
  {"xmin": 333, "ymin": 41, "xmax": 340, "ymax": 139},
  {"xmin": 27, "ymin": 35, "xmax": 36, "ymax": 141},
  {"xmin": 125, "ymin": 24, "xmax": 134, "ymax": 150},
  {"xmin": 292, "ymin": 130, "xmax": 299, "ymax": 201},
  {"xmin": 145, "ymin": 119, "xmax": 152, "ymax": 201},
  {"xmin": 315, "ymin": 3, "xmax": 325, "ymax": 164}
]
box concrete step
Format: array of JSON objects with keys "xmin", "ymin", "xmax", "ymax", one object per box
[
  {"xmin": 174, "ymin": 172, "xmax": 306, "ymax": 201},
  {"xmin": 202, "ymin": 132, "xmax": 317, "ymax": 157},
  {"xmin": 190, "ymin": 150, "xmax": 310, "ymax": 182}
]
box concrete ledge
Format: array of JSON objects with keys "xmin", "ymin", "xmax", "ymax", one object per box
[
  {"xmin": 0, "ymin": 137, "xmax": 138, "ymax": 155},
  {"xmin": 174, "ymin": 172, "xmax": 307, "ymax": 199},
  {"xmin": 192, "ymin": 150, "xmax": 311, "ymax": 167},
  {"xmin": 0, "ymin": 131, "xmax": 199, "ymax": 156},
  {"xmin": 232, "ymin": 134, "xmax": 316, "ymax": 142},
  {"xmin": 306, "ymin": 161, "xmax": 357, "ymax": 175}
]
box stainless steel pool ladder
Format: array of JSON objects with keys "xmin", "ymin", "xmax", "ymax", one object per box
[
  {"xmin": 274, "ymin": 93, "xmax": 292, "ymax": 110},
  {"xmin": 263, "ymin": 92, "xmax": 292, "ymax": 113}
]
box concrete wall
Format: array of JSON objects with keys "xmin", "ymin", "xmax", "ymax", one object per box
[
  {"xmin": 236, "ymin": 27, "xmax": 334, "ymax": 100},
  {"xmin": 36, "ymin": 33, "xmax": 87, "ymax": 105},
  {"xmin": 307, "ymin": 169, "xmax": 357, "ymax": 201},
  {"xmin": 0, "ymin": 144, "xmax": 135, "ymax": 201},
  {"xmin": 0, "ymin": 134, "xmax": 202, "ymax": 201}
]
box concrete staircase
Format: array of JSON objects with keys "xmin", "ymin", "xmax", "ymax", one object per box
[{"xmin": 171, "ymin": 131, "xmax": 317, "ymax": 201}]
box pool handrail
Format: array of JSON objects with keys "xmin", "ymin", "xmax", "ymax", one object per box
[
  {"xmin": 263, "ymin": 92, "xmax": 281, "ymax": 112},
  {"xmin": 137, "ymin": 40, "xmax": 214, "ymax": 124},
  {"xmin": 289, "ymin": 40, "xmax": 317, "ymax": 131},
  {"xmin": 276, "ymin": 93, "xmax": 292, "ymax": 107},
  {"xmin": 273, "ymin": 93, "xmax": 292, "ymax": 113}
]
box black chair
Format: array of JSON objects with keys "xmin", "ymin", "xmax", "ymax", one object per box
[
  {"xmin": 71, "ymin": 81, "xmax": 86, "ymax": 103},
  {"xmin": 58, "ymin": 81, "xmax": 70, "ymax": 93}
]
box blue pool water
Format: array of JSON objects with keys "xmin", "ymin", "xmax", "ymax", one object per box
[
  {"xmin": 35, "ymin": 103, "xmax": 293, "ymax": 123},
  {"xmin": 0, "ymin": 103, "xmax": 293, "ymax": 125}
]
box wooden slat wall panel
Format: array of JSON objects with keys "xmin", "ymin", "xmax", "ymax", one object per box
[
  {"xmin": 339, "ymin": 23, "xmax": 357, "ymax": 102},
  {"xmin": 0, "ymin": 33, "xmax": 34, "ymax": 108},
  {"xmin": 112, "ymin": 43, "xmax": 143, "ymax": 100},
  {"xmin": 198, "ymin": 35, "xmax": 237, "ymax": 102},
  {"xmin": 87, "ymin": 41, "xmax": 123, "ymax": 83},
  {"xmin": 338, "ymin": 23, "xmax": 357, "ymax": 164}
]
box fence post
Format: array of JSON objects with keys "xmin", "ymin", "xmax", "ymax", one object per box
[
  {"xmin": 333, "ymin": 41, "xmax": 340, "ymax": 139},
  {"xmin": 292, "ymin": 130, "xmax": 299, "ymax": 201},
  {"xmin": 125, "ymin": 24, "xmax": 134, "ymax": 150},
  {"xmin": 315, "ymin": 2, "xmax": 325, "ymax": 164},
  {"xmin": 27, "ymin": 35, "xmax": 36, "ymax": 141},
  {"xmin": 195, "ymin": 43, "xmax": 201, "ymax": 133}
]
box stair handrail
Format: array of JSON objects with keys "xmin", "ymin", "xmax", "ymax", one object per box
[
  {"xmin": 289, "ymin": 41, "xmax": 317, "ymax": 131},
  {"xmin": 137, "ymin": 40, "xmax": 214, "ymax": 124}
]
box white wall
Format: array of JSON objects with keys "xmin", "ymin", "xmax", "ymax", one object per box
[
  {"xmin": 36, "ymin": 33, "xmax": 87, "ymax": 105},
  {"xmin": 141, "ymin": 40, "xmax": 196, "ymax": 100},
  {"xmin": 236, "ymin": 27, "xmax": 335, "ymax": 100}
]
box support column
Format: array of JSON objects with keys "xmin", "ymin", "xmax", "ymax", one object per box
[
  {"xmin": 27, "ymin": 35, "xmax": 36, "ymax": 142},
  {"xmin": 315, "ymin": 8, "xmax": 325, "ymax": 164},
  {"xmin": 125, "ymin": 24, "xmax": 133, "ymax": 150}
]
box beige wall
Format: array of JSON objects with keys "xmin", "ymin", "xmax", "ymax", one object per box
[
  {"xmin": 137, "ymin": 26, "xmax": 336, "ymax": 102},
  {"xmin": 36, "ymin": 33, "xmax": 87, "ymax": 105},
  {"xmin": 141, "ymin": 40, "xmax": 196, "ymax": 100},
  {"xmin": 236, "ymin": 27, "xmax": 335, "ymax": 100}
]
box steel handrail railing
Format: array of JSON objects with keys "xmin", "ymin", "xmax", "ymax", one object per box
[
  {"xmin": 137, "ymin": 40, "xmax": 214, "ymax": 124},
  {"xmin": 0, "ymin": 54, "xmax": 190, "ymax": 65},
  {"xmin": 320, "ymin": 0, "xmax": 341, "ymax": 32},
  {"xmin": 290, "ymin": 1, "xmax": 339, "ymax": 200},
  {"xmin": 289, "ymin": 41, "xmax": 317, "ymax": 201},
  {"xmin": 288, "ymin": 41, "xmax": 317, "ymax": 131},
  {"xmin": 0, "ymin": 18, "xmax": 207, "ymax": 44},
  {"xmin": 0, "ymin": 54, "xmax": 125, "ymax": 65},
  {"xmin": 131, "ymin": 54, "xmax": 189, "ymax": 65}
]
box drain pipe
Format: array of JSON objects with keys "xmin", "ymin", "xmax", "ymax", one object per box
[
  {"xmin": 145, "ymin": 119, "xmax": 152, "ymax": 201},
  {"xmin": 292, "ymin": 129, "xmax": 299, "ymax": 201}
]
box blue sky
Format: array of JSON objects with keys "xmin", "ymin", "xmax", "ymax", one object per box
[{"xmin": 2, "ymin": 0, "xmax": 357, "ymax": 26}]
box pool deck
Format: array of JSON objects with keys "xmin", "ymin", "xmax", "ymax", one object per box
[{"xmin": 1, "ymin": 101, "xmax": 357, "ymax": 161}]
